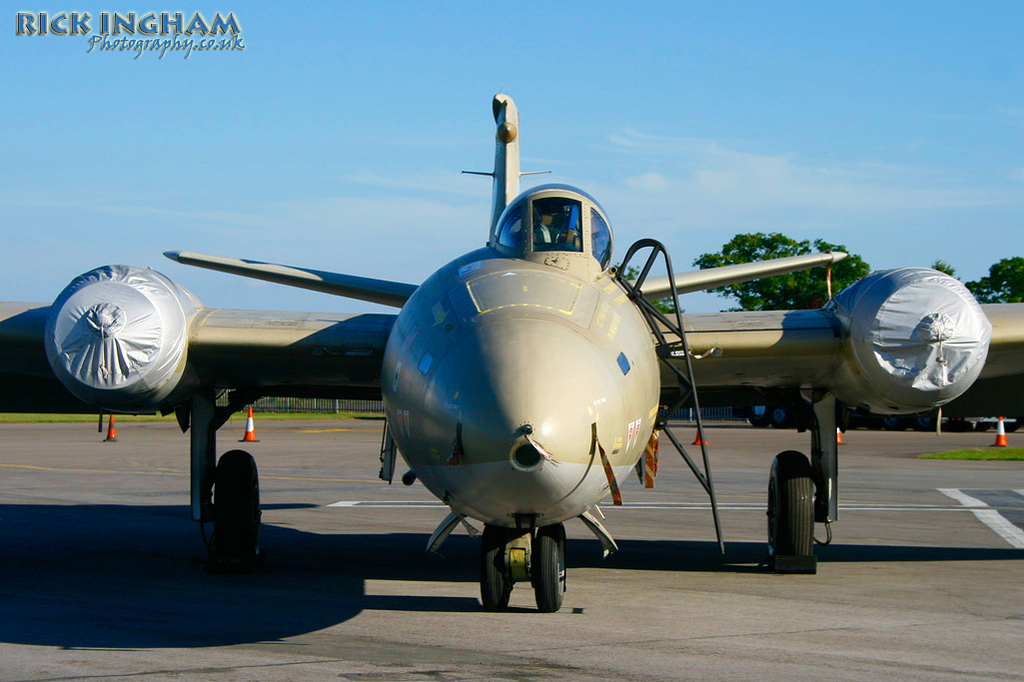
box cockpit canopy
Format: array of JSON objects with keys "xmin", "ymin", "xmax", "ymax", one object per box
[{"xmin": 491, "ymin": 184, "xmax": 613, "ymax": 278}]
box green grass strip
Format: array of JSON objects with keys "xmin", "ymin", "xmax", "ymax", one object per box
[{"xmin": 920, "ymin": 448, "xmax": 1024, "ymax": 461}]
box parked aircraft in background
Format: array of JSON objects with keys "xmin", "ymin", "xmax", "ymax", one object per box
[
  {"xmin": 745, "ymin": 405, "xmax": 1023, "ymax": 432},
  {"xmin": 2, "ymin": 95, "xmax": 1022, "ymax": 612}
]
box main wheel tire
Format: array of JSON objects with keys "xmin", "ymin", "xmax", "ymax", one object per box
[
  {"xmin": 213, "ymin": 449, "xmax": 261, "ymax": 571},
  {"xmin": 767, "ymin": 451, "xmax": 814, "ymax": 559},
  {"xmin": 912, "ymin": 416, "xmax": 937, "ymax": 432},
  {"xmin": 1006, "ymin": 418, "xmax": 1022, "ymax": 434},
  {"xmin": 748, "ymin": 406, "xmax": 772, "ymax": 429},
  {"xmin": 769, "ymin": 407, "xmax": 793, "ymax": 430},
  {"xmin": 533, "ymin": 524, "xmax": 566, "ymax": 613},
  {"xmin": 881, "ymin": 416, "xmax": 906, "ymax": 431},
  {"xmin": 480, "ymin": 525, "xmax": 512, "ymax": 611}
]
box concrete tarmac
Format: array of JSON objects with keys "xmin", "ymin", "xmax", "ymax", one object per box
[{"xmin": 1, "ymin": 419, "xmax": 1023, "ymax": 680}]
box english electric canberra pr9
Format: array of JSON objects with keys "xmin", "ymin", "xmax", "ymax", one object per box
[{"xmin": 2, "ymin": 95, "xmax": 1021, "ymax": 612}]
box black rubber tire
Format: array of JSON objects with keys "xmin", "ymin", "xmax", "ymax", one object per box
[
  {"xmin": 769, "ymin": 407, "xmax": 793, "ymax": 430},
  {"xmin": 881, "ymin": 416, "xmax": 906, "ymax": 431},
  {"xmin": 533, "ymin": 524, "xmax": 566, "ymax": 613},
  {"xmin": 1006, "ymin": 418, "xmax": 1022, "ymax": 434},
  {"xmin": 912, "ymin": 416, "xmax": 937, "ymax": 432},
  {"xmin": 748, "ymin": 406, "xmax": 772, "ymax": 429},
  {"xmin": 480, "ymin": 525, "xmax": 512, "ymax": 611},
  {"xmin": 213, "ymin": 449, "xmax": 261, "ymax": 570},
  {"xmin": 767, "ymin": 451, "xmax": 814, "ymax": 558}
]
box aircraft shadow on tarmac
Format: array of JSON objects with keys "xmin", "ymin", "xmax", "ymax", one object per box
[{"xmin": 0, "ymin": 503, "xmax": 1021, "ymax": 649}]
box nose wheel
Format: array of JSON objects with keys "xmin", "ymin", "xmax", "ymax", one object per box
[
  {"xmin": 479, "ymin": 522, "xmax": 567, "ymax": 612},
  {"xmin": 533, "ymin": 524, "xmax": 566, "ymax": 612},
  {"xmin": 480, "ymin": 525, "xmax": 513, "ymax": 611}
]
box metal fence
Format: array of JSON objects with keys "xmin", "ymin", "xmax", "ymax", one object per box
[
  {"xmin": 251, "ymin": 397, "xmax": 385, "ymax": 414},
  {"xmin": 242, "ymin": 397, "xmax": 745, "ymax": 422},
  {"xmin": 669, "ymin": 407, "xmax": 746, "ymax": 423}
]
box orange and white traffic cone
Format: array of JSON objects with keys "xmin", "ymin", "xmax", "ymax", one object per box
[
  {"xmin": 692, "ymin": 427, "xmax": 707, "ymax": 446},
  {"xmin": 239, "ymin": 405, "xmax": 259, "ymax": 443},
  {"xmin": 836, "ymin": 427, "xmax": 844, "ymax": 445},
  {"xmin": 104, "ymin": 415, "xmax": 118, "ymax": 442},
  {"xmin": 993, "ymin": 416, "xmax": 1008, "ymax": 447}
]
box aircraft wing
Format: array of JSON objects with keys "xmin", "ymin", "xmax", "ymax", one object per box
[
  {"xmin": 940, "ymin": 303, "xmax": 1024, "ymax": 416},
  {"xmin": 663, "ymin": 301, "xmax": 1024, "ymax": 417},
  {"xmin": 184, "ymin": 307, "xmax": 394, "ymax": 396},
  {"xmin": 0, "ymin": 298, "xmax": 395, "ymax": 413}
]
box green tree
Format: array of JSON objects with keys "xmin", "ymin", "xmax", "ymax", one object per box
[
  {"xmin": 966, "ymin": 257, "xmax": 1024, "ymax": 303},
  {"xmin": 618, "ymin": 265, "xmax": 681, "ymax": 314},
  {"xmin": 931, "ymin": 259, "xmax": 958, "ymax": 278},
  {"xmin": 693, "ymin": 232, "xmax": 870, "ymax": 311}
]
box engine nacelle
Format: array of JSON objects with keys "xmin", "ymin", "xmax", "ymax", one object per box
[
  {"xmin": 829, "ymin": 268, "xmax": 991, "ymax": 414},
  {"xmin": 45, "ymin": 265, "xmax": 200, "ymax": 412}
]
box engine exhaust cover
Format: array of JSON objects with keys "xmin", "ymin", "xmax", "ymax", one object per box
[
  {"xmin": 830, "ymin": 267, "xmax": 991, "ymax": 413},
  {"xmin": 44, "ymin": 265, "xmax": 198, "ymax": 412}
]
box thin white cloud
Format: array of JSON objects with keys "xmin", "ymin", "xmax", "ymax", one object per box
[
  {"xmin": 603, "ymin": 129, "xmax": 1022, "ymax": 212},
  {"xmin": 995, "ymin": 104, "xmax": 1024, "ymax": 126},
  {"xmin": 623, "ymin": 172, "xmax": 671, "ymax": 192}
]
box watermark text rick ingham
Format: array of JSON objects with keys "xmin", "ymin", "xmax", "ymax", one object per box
[{"xmin": 15, "ymin": 11, "xmax": 245, "ymax": 59}]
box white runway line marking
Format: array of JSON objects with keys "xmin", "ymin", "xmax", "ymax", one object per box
[
  {"xmin": 939, "ymin": 488, "xmax": 1024, "ymax": 549},
  {"xmin": 327, "ymin": 500, "xmax": 444, "ymax": 508},
  {"xmin": 326, "ymin": 500, "xmax": 971, "ymax": 512}
]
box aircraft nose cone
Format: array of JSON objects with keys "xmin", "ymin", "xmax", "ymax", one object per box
[
  {"xmin": 423, "ymin": 316, "xmax": 627, "ymax": 524},
  {"xmin": 446, "ymin": 317, "xmax": 618, "ymax": 462}
]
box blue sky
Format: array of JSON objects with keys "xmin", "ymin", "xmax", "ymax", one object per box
[{"xmin": 3, "ymin": 2, "xmax": 1022, "ymax": 314}]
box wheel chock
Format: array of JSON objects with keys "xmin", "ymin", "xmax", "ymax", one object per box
[{"xmin": 772, "ymin": 554, "xmax": 817, "ymax": 574}]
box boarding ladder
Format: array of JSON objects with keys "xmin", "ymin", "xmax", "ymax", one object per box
[{"xmin": 616, "ymin": 239, "xmax": 724, "ymax": 554}]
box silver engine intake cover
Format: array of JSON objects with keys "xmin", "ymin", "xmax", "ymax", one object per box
[
  {"xmin": 44, "ymin": 265, "xmax": 198, "ymax": 412},
  {"xmin": 830, "ymin": 267, "xmax": 991, "ymax": 413}
]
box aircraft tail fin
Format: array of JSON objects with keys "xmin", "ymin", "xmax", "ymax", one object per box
[
  {"xmin": 164, "ymin": 251, "xmax": 417, "ymax": 308},
  {"xmin": 488, "ymin": 94, "xmax": 520, "ymax": 236}
]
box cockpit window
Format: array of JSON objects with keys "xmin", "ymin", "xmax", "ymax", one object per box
[
  {"xmin": 532, "ymin": 198, "xmax": 582, "ymax": 253},
  {"xmin": 591, "ymin": 209, "xmax": 612, "ymax": 270},
  {"xmin": 496, "ymin": 205, "xmax": 523, "ymax": 250}
]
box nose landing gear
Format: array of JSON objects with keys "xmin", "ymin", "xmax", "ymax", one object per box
[
  {"xmin": 532, "ymin": 524, "xmax": 567, "ymax": 612},
  {"xmin": 480, "ymin": 525, "xmax": 513, "ymax": 611},
  {"xmin": 480, "ymin": 522, "xmax": 567, "ymax": 613}
]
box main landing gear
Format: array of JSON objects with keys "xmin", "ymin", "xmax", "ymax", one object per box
[
  {"xmin": 183, "ymin": 390, "xmax": 264, "ymax": 573},
  {"xmin": 764, "ymin": 394, "xmax": 839, "ymax": 574},
  {"xmin": 767, "ymin": 451, "xmax": 814, "ymax": 571},
  {"xmin": 481, "ymin": 522, "xmax": 567, "ymax": 612}
]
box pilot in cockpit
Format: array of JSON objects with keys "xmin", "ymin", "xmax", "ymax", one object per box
[
  {"xmin": 533, "ymin": 201, "xmax": 582, "ymax": 252},
  {"xmin": 534, "ymin": 210, "xmax": 558, "ymax": 245}
]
